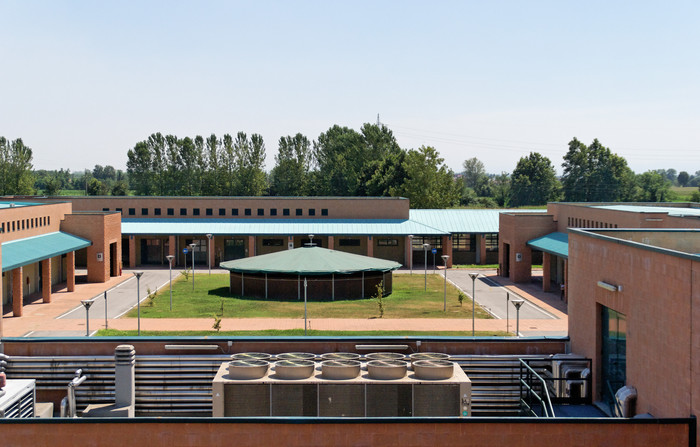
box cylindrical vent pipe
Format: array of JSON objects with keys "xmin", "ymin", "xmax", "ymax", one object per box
[{"xmin": 114, "ymin": 344, "xmax": 136, "ymax": 412}]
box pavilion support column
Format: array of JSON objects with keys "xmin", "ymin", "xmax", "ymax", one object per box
[
  {"xmin": 67, "ymin": 251, "xmax": 76, "ymax": 292},
  {"xmin": 247, "ymin": 236, "xmax": 255, "ymax": 257},
  {"xmin": 479, "ymin": 235, "xmax": 487, "ymax": 265},
  {"xmin": 209, "ymin": 236, "xmax": 216, "ymax": 268},
  {"xmin": 41, "ymin": 258, "xmax": 52, "ymax": 303},
  {"xmin": 404, "ymin": 236, "xmax": 411, "ymax": 267},
  {"xmin": 12, "ymin": 267, "xmax": 23, "ymax": 317},
  {"xmin": 367, "ymin": 236, "xmax": 373, "ymax": 257},
  {"xmin": 129, "ymin": 236, "xmax": 136, "ymax": 268},
  {"xmin": 563, "ymin": 260, "xmax": 569, "ymax": 302},
  {"xmin": 328, "ymin": 236, "xmax": 334, "ymax": 250},
  {"xmin": 441, "ymin": 235, "xmax": 453, "ymax": 268},
  {"xmin": 169, "ymin": 235, "xmax": 176, "ymax": 266},
  {"xmin": 542, "ymin": 252, "xmax": 552, "ymax": 292}
]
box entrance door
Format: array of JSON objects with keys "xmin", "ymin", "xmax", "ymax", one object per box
[
  {"xmin": 503, "ymin": 243, "xmax": 510, "ymax": 277},
  {"xmin": 224, "ymin": 238, "xmax": 246, "ymax": 261},
  {"xmin": 185, "ymin": 238, "xmax": 208, "ymax": 265},
  {"xmin": 141, "ymin": 239, "xmax": 163, "ymax": 265},
  {"xmin": 601, "ymin": 307, "xmax": 627, "ymax": 406}
]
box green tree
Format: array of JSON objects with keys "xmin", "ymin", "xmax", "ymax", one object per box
[
  {"xmin": 126, "ymin": 141, "xmax": 153, "ymax": 195},
  {"xmin": 86, "ymin": 178, "xmax": 108, "ymax": 196},
  {"xmin": 270, "ymin": 133, "xmax": 312, "ymax": 196},
  {"xmin": 561, "ymin": 138, "xmax": 635, "ymax": 202},
  {"xmin": 394, "ymin": 146, "xmax": 460, "ymax": 208},
  {"xmin": 233, "ymin": 132, "xmax": 267, "ymax": 196},
  {"xmin": 491, "ymin": 172, "xmax": 511, "ymax": 207},
  {"xmin": 111, "ymin": 180, "xmax": 129, "ymax": 196},
  {"xmin": 0, "ymin": 137, "xmax": 35, "ymax": 195},
  {"xmin": 358, "ymin": 150, "xmax": 407, "ymax": 197},
  {"xmin": 313, "ymin": 125, "xmax": 365, "ymax": 196},
  {"xmin": 636, "ymin": 171, "xmax": 672, "ymax": 202},
  {"xmin": 510, "ymin": 152, "xmax": 560, "ymax": 207},
  {"xmin": 44, "ymin": 175, "xmax": 63, "ymax": 195},
  {"xmin": 461, "ymin": 157, "xmax": 490, "ymax": 196},
  {"xmin": 677, "ymin": 171, "xmax": 690, "ymax": 187}
]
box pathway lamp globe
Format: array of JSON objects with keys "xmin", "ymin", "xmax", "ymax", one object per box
[
  {"xmin": 133, "ymin": 271, "xmax": 144, "ymax": 336},
  {"xmin": 206, "ymin": 234, "xmax": 213, "ymax": 275},
  {"xmin": 468, "ymin": 272, "xmax": 479, "ymax": 336},
  {"xmin": 422, "ymin": 243, "xmax": 430, "ymax": 291},
  {"xmin": 441, "ymin": 255, "xmax": 450, "ymax": 312},
  {"xmin": 166, "ymin": 255, "xmax": 175, "ymax": 311},
  {"xmin": 511, "ymin": 298, "xmax": 525, "ymax": 337},
  {"xmin": 189, "ymin": 243, "xmax": 197, "ymax": 291}
]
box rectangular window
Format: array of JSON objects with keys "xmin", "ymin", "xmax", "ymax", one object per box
[
  {"xmin": 180, "ymin": 208, "xmax": 187, "ymax": 216},
  {"xmin": 167, "ymin": 208, "xmax": 174, "ymax": 216},
  {"xmin": 21, "ymin": 220, "xmax": 25, "ymax": 230},
  {"xmin": 295, "ymin": 208, "xmax": 302, "ymax": 216},
  {"xmin": 270, "ymin": 209, "xmax": 277, "ymax": 216},
  {"xmin": 262, "ymin": 238, "xmax": 284, "ymax": 247},
  {"xmin": 308, "ymin": 209, "xmax": 315, "ymax": 216},
  {"xmin": 321, "ymin": 209, "xmax": 328, "ymax": 216},
  {"xmin": 206, "ymin": 208, "xmax": 213, "ymax": 216},
  {"xmin": 219, "ymin": 208, "xmax": 226, "ymax": 216},
  {"xmin": 338, "ymin": 238, "xmax": 361, "ymax": 247},
  {"xmin": 257, "ymin": 208, "xmax": 264, "ymax": 216},
  {"xmin": 485, "ymin": 233, "xmax": 499, "ymax": 251},
  {"xmin": 411, "ymin": 236, "xmax": 442, "ymax": 249},
  {"xmin": 141, "ymin": 208, "xmax": 148, "ymax": 216},
  {"xmin": 193, "ymin": 208, "xmax": 200, "ymax": 216},
  {"xmin": 232, "ymin": 208, "xmax": 239, "ymax": 216},
  {"xmin": 378, "ymin": 238, "xmax": 398, "ymax": 246},
  {"xmin": 128, "ymin": 208, "xmax": 136, "ymax": 216},
  {"xmin": 245, "ymin": 208, "xmax": 252, "ymax": 216},
  {"xmin": 12, "ymin": 221, "xmax": 15, "ymax": 231},
  {"xmin": 154, "ymin": 208, "xmax": 161, "ymax": 216},
  {"xmin": 0, "ymin": 223, "xmax": 3, "ymax": 233},
  {"xmin": 116, "ymin": 208, "xmax": 122, "ymax": 213},
  {"xmin": 453, "ymin": 234, "xmax": 475, "ymax": 252},
  {"xmin": 103, "ymin": 208, "xmax": 110, "ymax": 212},
  {"xmin": 283, "ymin": 208, "xmax": 290, "ymax": 216}
]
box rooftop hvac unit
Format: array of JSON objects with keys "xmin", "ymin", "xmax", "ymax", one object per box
[
  {"xmin": 551, "ymin": 354, "xmax": 589, "ymax": 398},
  {"xmin": 0, "ymin": 379, "xmax": 35, "ymax": 419}
]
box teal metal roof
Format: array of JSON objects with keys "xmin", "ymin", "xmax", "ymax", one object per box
[
  {"xmin": 220, "ymin": 246, "xmax": 401, "ymax": 275},
  {"xmin": 1, "ymin": 231, "xmax": 92, "ymax": 272},
  {"xmin": 593, "ymin": 205, "xmax": 700, "ymax": 218},
  {"xmin": 122, "ymin": 218, "xmax": 448, "ymax": 236},
  {"xmin": 409, "ymin": 209, "xmax": 537, "ymax": 234},
  {"xmin": 527, "ymin": 232, "xmax": 568, "ymax": 258}
]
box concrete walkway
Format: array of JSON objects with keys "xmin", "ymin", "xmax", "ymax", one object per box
[{"xmin": 1, "ymin": 267, "xmax": 568, "ymax": 338}]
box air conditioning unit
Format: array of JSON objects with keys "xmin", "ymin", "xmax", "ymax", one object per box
[
  {"xmin": 0, "ymin": 379, "xmax": 35, "ymax": 419},
  {"xmin": 551, "ymin": 354, "xmax": 589, "ymax": 398}
]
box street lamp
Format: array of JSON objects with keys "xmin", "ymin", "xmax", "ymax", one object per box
[
  {"xmin": 133, "ymin": 271, "xmax": 144, "ymax": 336},
  {"xmin": 422, "ymin": 243, "xmax": 430, "ymax": 291},
  {"xmin": 468, "ymin": 272, "xmax": 479, "ymax": 336},
  {"xmin": 511, "ymin": 298, "xmax": 525, "ymax": 337},
  {"xmin": 166, "ymin": 255, "xmax": 174, "ymax": 311},
  {"xmin": 189, "ymin": 242, "xmax": 196, "ymax": 291},
  {"xmin": 506, "ymin": 292, "xmax": 510, "ymax": 334},
  {"xmin": 408, "ymin": 235, "xmax": 414, "ymax": 274},
  {"xmin": 206, "ymin": 234, "xmax": 213, "ymax": 275},
  {"xmin": 80, "ymin": 299, "xmax": 94, "ymax": 337},
  {"xmin": 441, "ymin": 254, "xmax": 449, "ymax": 312}
]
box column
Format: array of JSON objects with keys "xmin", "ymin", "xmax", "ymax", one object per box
[
  {"xmin": 41, "ymin": 258, "xmax": 52, "ymax": 303},
  {"xmin": 12, "ymin": 267, "xmax": 23, "ymax": 317},
  {"xmin": 441, "ymin": 235, "xmax": 453, "ymax": 268},
  {"xmin": 327, "ymin": 236, "xmax": 334, "ymax": 250},
  {"xmin": 542, "ymin": 252, "xmax": 552, "ymax": 292},
  {"xmin": 479, "ymin": 235, "xmax": 487, "ymax": 265},
  {"xmin": 129, "ymin": 236, "xmax": 136, "ymax": 268},
  {"xmin": 247, "ymin": 235, "xmax": 255, "ymax": 257},
  {"xmin": 67, "ymin": 251, "xmax": 76, "ymax": 292},
  {"xmin": 169, "ymin": 235, "xmax": 176, "ymax": 266},
  {"xmin": 404, "ymin": 236, "xmax": 411, "ymax": 267},
  {"xmin": 367, "ymin": 236, "xmax": 373, "ymax": 257}
]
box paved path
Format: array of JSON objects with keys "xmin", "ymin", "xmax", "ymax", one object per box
[{"xmin": 2, "ymin": 267, "xmax": 568, "ymax": 338}]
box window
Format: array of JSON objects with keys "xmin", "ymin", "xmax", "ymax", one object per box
[
  {"xmin": 180, "ymin": 208, "xmax": 187, "ymax": 216},
  {"xmin": 485, "ymin": 233, "xmax": 499, "ymax": 251},
  {"xmin": 411, "ymin": 236, "xmax": 441, "ymax": 249},
  {"xmin": 102, "ymin": 208, "xmax": 110, "ymax": 212},
  {"xmin": 21, "ymin": 220, "xmax": 25, "ymax": 230},
  {"xmin": 219, "ymin": 208, "xmax": 226, "ymax": 216},
  {"xmin": 378, "ymin": 238, "xmax": 398, "ymax": 246},
  {"xmin": 128, "ymin": 208, "xmax": 136, "ymax": 216},
  {"xmin": 268, "ymin": 208, "xmax": 277, "ymax": 216},
  {"xmin": 295, "ymin": 208, "xmax": 302, "ymax": 216},
  {"xmin": 301, "ymin": 238, "xmax": 322, "ymax": 247},
  {"xmin": 232, "ymin": 208, "xmax": 239, "ymax": 216},
  {"xmin": 167, "ymin": 208, "xmax": 174, "ymax": 216},
  {"xmin": 1, "ymin": 223, "xmax": 4, "ymax": 233},
  {"xmin": 321, "ymin": 209, "xmax": 328, "ymax": 216},
  {"xmin": 308, "ymin": 209, "xmax": 315, "ymax": 216},
  {"xmin": 141, "ymin": 208, "xmax": 148, "ymax": 216},
  {"xmin": 257, "ymin": 208, "xmax": 264, "ymax": 216},
  {"xmin": 338, "ymin": 238, "xmax": 360, "ymax": 247},
  {"xmin": 154, "ymin": 208, "xmax": 161, "ymax": 216},
  {"xmin": 262, "ymin": 238, "xmax": 284, "ymax": 247},
  {"xmin": 206, "ymin": 208, "xmax": 213, "ymax": 216},
  {"xmin": 244, "ymin": 208, "xmax": 252, "ymax": 216},
  {"xmin": 283, "ymin": 209, "xmax": 290, "ymax": 216},
  {"xmin": 453, "ymin": 234, "xmax": 475, "ymax": 252},
  {"xmin": 193, "ymin": 208, "xmax": 200, "ymax": 216}
]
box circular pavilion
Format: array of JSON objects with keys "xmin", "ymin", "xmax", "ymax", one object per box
[{"xmin": 219, "ymin": 246, "xmax": 402, "ymax": 300}]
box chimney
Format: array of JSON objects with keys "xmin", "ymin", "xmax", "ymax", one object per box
[{"xmin": 114, "ymin": 344, "xmax": 136, "ymax": 416}]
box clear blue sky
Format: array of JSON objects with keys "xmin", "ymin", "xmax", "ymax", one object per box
[{"xmin": 2, "ymin": 1, "xmax": 699, "ymax": 176}]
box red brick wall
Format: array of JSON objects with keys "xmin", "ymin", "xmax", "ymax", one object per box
[
  {"xmin": 60, "ymin": 212, "xmax": 122, "ymax": 282},
  {"xmin": 498, "ymin": 213, "xmax": 557, "ymax": 283},
  {"xmin": 0, "ymin": 202, "xmax": 72, "ymax": 243},
  {"xmin": 549, "ymin": 203, "xmax": 700, "ymax": 232}
]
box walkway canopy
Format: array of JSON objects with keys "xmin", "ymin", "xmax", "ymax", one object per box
[
  {"xmin": 1, "ymin": 231, "xmax": 91, "ymax": 272},
  {"xmin": 220, "ymin": 246, "xmax": 401, "ymax": 275},
  {"xmin": 527, "ymin": 232, "xmax": 569, "ymax": 259}
]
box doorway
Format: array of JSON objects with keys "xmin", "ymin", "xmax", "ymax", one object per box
[{"xmin": 224, "ymin": 238, "xmax": 246, "ymax": 261}]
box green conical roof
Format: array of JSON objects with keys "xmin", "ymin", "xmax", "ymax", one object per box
[{"xmin": 219, "ymin": 246, "xmax": 401, "ymax": 275}]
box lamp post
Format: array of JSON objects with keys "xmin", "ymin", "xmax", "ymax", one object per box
[
  {"xmin": 408, "ymin": 235, "xmax": 414, "ymax": 274},
  {"xmin": 166, "ymin": 255, "xmax": 174, "ymax": 311},
  {"xmin": 206, "ymin": 234, "xmax": 213, "ymax": 275},
  {"xmin": 423, "ymin": 243, "xmax": 430, "ymax": 291},
  {"xmin": 189, "ymin": 242, "xmax": 196, "ymax": 291},
  {"xmin": 103, "ymin": 291, "xmax": 108, "ymax": 329},
  {"xmin": 81, "ymin": 299, "xmax": 94, "ymax": 337},
  {"xmin": 133, "ymin": 271, "xmax": 144, "ymax": 336},
  {"xmin": 441, "ymin": 255, "xmax": 449, "ymax": 312},
  {"xmin": 512, "ymin": 298, "xmax": 525, "ymax": 337},
  {"xmin": 308, "ymin": 234, "xmax": 314, "ymax": 247},
  {"xmin": 468, "ymin": 272, "xmax": 478, "ymax": 336},
  {"xmin": 506, "ymin": 292, "xmax": 510, "ymax": 334}
]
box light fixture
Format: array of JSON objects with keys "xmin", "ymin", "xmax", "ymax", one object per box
[{"xmin": 597, "ymin": 281, "xmax": 622, "ymax": 292}]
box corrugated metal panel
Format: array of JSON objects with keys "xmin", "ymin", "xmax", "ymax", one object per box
[
  {"xmin": 1, "ymin": 231, "xmax": 92, "ymax": 272},
  {"xmin": 409, "ymin": 209, "xmax": 535, "ymax": 234},
  {"xmin": 593, "ymin": 205, "xmax": 700, "ymax": 217},
  {"xmin": 122, "ymin": 218, "xmax": 448, "ymax": 236},
  {"xmin": 220, "ymin": 246, "xmax": 402, "ymax": 274},
  {"xmin": 527, "ymin": 232, "xmax": 568, "ymax": 258}
]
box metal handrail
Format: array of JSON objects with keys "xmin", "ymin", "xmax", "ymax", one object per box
[{"xmin": 519, "ymin": 359, "xmax": 555, "ymax": 417}]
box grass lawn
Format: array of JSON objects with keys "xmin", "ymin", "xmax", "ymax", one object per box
[
  {"xmin": 128, "ymin": 273, "xmax": 493, "ymax": 320},
  {"xmin": 97, "ymin": 329, "xmax": 510, "ymax": 337},
  {"xmin": 671, "ymin": 186, "xmax": 699, "ymax": 201}
]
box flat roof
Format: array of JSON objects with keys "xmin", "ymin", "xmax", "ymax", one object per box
[
  {"xmin": 1, "ymin": 231, "xmax": 92, "ymax": 272},
  {"xmin": 527, "ymin": 232, "xmax": 569, "ymax": 258},
  {"xmin": 592, "ymin": 204, "xmax": 700, "ymax": 218},
  {"xmin": 408, "ymin": 209, "xmax": 537, "ymax": 234},
  {"xmin": 0, "ymin": 201, "xmax": 44, "ymax": 209}
]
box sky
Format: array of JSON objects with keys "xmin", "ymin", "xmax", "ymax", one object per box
[{"xmin": 1, "ymin": 1, "xmax": 699, "ymax": 176}]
